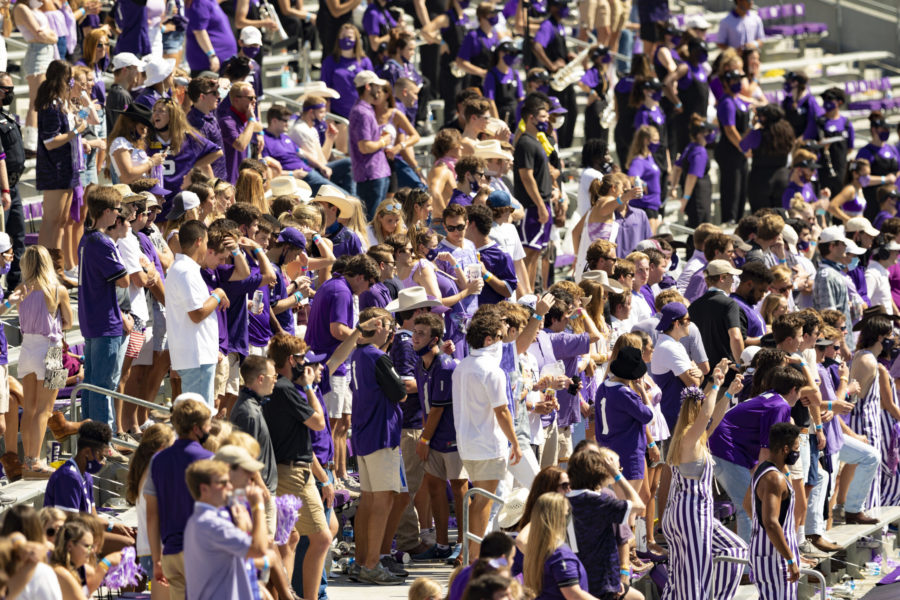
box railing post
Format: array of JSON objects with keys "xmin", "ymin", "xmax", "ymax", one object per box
[{"xmin": 460, "ymin": 487, "xmax": 505, "ymax": 566}]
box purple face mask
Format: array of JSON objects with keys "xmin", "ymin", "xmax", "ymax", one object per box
[
  {"xmin": 824, "ymin": 100, "xmax": 836, "ymax": 112},
  {"xmin": 730, "ymin": 82, "xmax": 742, "ymax": 94},
  {"xmin": 879, "ymin": 130, "xmax": 891, "ymax": 142},
  {"xmin": 503, "ymin": 54, "xmax": 520, "ymax": 68},
  {"xmin": 648, "ymin": 141, "xmax": 661, "ymax": 153},
  {"xmin": 859, "ymin": 174, "xmax": 871, "ymax": 187},
  {"xmin": 487, "ymin": 14, "xmax": 499, "ymax": 25},
  {"xmin": 651, "ymin": 90, "xmax": 662, "ymax": 102},
  {"xmin": 559, "ymin": 6, "xmax": 570, "ymax": 17},
  {"xmin": 339, "ymin": 37, "xmax": 356, "ymax": 51},
  {"xmin": 536, "ymin": 120, "xmax": 550, "ymax": 133},
  {"xmin": 705, "ymin": 131, "xmax": 717, "ymax": 145},
  {"xmin": 243, "ymin": 46, "xmax": 260, "ymax": 59}
]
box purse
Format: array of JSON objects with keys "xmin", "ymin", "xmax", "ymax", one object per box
[{"xmin": 43, "ymin": 344, "xmax": 68, "ymax": 390}]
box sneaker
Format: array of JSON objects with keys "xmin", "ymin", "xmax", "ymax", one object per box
[
  {"xmin": 411, "ymin": 544, "xmax": 438, "ymax": 562},
  {"xmin": 335, "ymin": 478, "xmax": 361, "ymax": 499},
  {"xmin": 107, "ymin": 446, "xmax": 129, "ymax": 464},
  {"xmin": 433, "ymin": 544, "xmax": 455, "ymax": 560},
  {"xmin": 357, "ymin": 564, "xmax": 404, "ymax": 585},
  {"xmin": 832, "ymin": 504, "xmax": 845, "ymax": 524},
  {"xmin": 445, "ymin": 544, "xmax": 462, "ymax": 565},
  {"xmin": 799, "ymin": 539, "xmax": 828, "ymax": 557},
  {"xmin": 379, "ymin": 555, "xmax": 409, "ymax": 577},
  {"xmin": 342, "ymin": 476, "xmax": 361, "ymax": 493},
  {"xmin": 346, "ymin": 562, "xmax": 361, "ymax": 581}
]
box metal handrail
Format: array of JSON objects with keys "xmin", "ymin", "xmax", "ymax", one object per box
[
  {"xmin": 460, "ymin": 487, "xmax": 505, "ymax": 566},
  {"xmin": 711, "ymin": 555, "xmax": 826, "ymax": 600},
  {"xmin": 67, "ymin": 383, "xmax": 173, "ymax": 451}
]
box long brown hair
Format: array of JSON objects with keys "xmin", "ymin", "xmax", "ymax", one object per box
[
  {"xmin": 332, "ymin": 23, "xmax": 364, "ymax": 60},
  {"xmin": 626, "ymin": 125, "xmax": 655, "ymax": 169},
  {"xmin": 519, "ymin": 466, "xmax": 567, "ymax": 529},
  {"xmin": 153, "ymin": 97, "xmax": 198, "ymax": 155},
  {"xmin": 83, "ymin": 28, "xmax": 109, "ymax": 70},
  {"xmin": 125, "ymin": 424, "xmax": 175, "ymax": 504},
  {"xmin": 235, "ymin": 169, "xmax": 268, "ymax": 216},
  {"xmin": 522, "ymin": 493, "xmax": 569, "ymax": 596},
  {"xmin": 35, "ymin": 60, "xmax": 72, "ymax": 111}
]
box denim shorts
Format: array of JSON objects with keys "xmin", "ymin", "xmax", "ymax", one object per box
[
  {"xmin": 162, "ymin": 30, "xmax": 186, "ymax": 54},
  {"xmin": 23, "ymin": 43, "xmax": 54, "ymax": 77}
]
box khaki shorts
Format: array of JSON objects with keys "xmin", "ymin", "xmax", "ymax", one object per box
[
  {"xmin": 613, "ymin": 0, "xmax": 630, "ymax": 32},
  {"xmin": 265, "ymin": 492, "xmax": 277, "ymax": 539},
  {"xmin": 558, "ymin": 426, "xmax": 574, "ymax": 461},
  {"xmin": 324, "ymin": 374, "xmax": 352, "ymax": 416},
  {"xmin": 225, "ymin": 352, "xmax": 242, "ymax": 396},
  {"xmin": 160, "ymin": 552, "xmax": 186, "ymax": 600},
  {"xmin": 276, "ymin": 463, "xmax": 328, "ymax": 534},
  {"xmin": 359, "ymin": 446, "xmax": 406, "ymax": 493},
  {"xmin": 425, "ymin": 449, "xmax": 468, "ymax": 481},
  {"xmin": 462, "ymin": 456, "xmax": 508, "ymax": 482},
  {"xmin": 0, "ymin": 364, "xmax": 9, "ymax": 414},
  {"xmin": 249, "ymin": 345, "xmax": 267, "ymax": 357},
  {"xmin": 214, "ymin": 354, "xmax": 229, "ymax": 400},
  {"xmin": 400, "ymin": 429, "xmax": 425, "ymax": 494}
]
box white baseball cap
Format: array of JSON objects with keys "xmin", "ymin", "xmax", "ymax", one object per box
[
  {"xmin": 240, "ymin": 26, "xmax": 263, "ymax": 46},
  {"xmin": 353, "ymin": 70, "xmax": 388, "ymax": 88},
  {"xmin": 0, "ymin": 232, "xmax": 11, "ymax": 254}
]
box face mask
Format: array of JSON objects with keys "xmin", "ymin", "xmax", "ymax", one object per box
[
  {"xmin": 503, "ymin": 54, "xmax": 520, "ymax": 68},
  {"xmin": 469, "ymin": 177, "xmax": 480, "ymax": 194},
  {"xmin": 824, "ymin": 100, "xmax": 837, "ymax": 112},
  {"xmin": 783, "ymin": 81, "xmax": 793, "ymax": 95},
  {"xmin": 458, "ymin": 0, "xmax": 469, "ymax": 7},
  {"xmin": 697, "ymin": 50, "xmax": 709, "ymax": 63},
  {"xmin": 291, "ymin": 360, "xmax": 306, "ymax": 382},
  {"xmin": 600, "ymin": 160, "xmax": 614, "ymax": 174},
  {"xmin": 28, "ymin": 0, "xmax": 42, "ymax": 9},
  {"xmin": 705, "ymin": 131, "xmax": 717, "ymax": 145},
  {"xmin": 559, "ymin": 6, "xmax": 570, "ymax": 17},
  {"xmin": 859, "ymin": 174, "xmax": 871, "ymax": 187},
  {"xmin": 243, "ymin": 46, "xmax": 261, "ymax": 59},
  {"xmin": 415, "ymin": 338, "xmax": 437, "ymax": 356},
  {"xmin": 648, "ymin": 141, "xmax": 660, "ymax": 153},
  {"xmin": 730, "ymin": 82, "xmax": 742, "ymax": 94},
  {"xmin": 85, "ymin": 453, "xmax": 104, "ymax": 474},
  {"xmin": 733, "ymin": 255, "xmax": 746, "ymax": 268},
  {"xmin": 879, "ymin": 130, "xmax": 891, "ymax": 142},
  {"xmin": 601, "ymin": 54, "xmax": 612, "ymax": 64},
  {"xmin": 487, "ymin": 14, "xmax": 499, "ymax": 26},
  {"xmin": 197, "ymin": 430, "xmax": 210, "ymax": 446},
  {"xmin": 313, "ymin": 118, "xmax": 328, "ymax": 144},
  {"xmin": 785, "ymin": 450, "xmax": 800, "ymax": 465},
  {"xmin": 0, "ymin": 262, "xmax": 9, "ymax": 276},
  {"xmin": 536, "ymin": 120, "xmax": 550, "ymax": 133},
  {"xmin": 651, "ymin": 90, "xmax": 662, "ymax": 102},
  {"xmin": 554, "ymin": 116, "xmax": 565, "ymax": 130},
  {"xmin": 848, "ymin": 256, "xmax": 860, "ymax": 271},
  {"xmin": 797, "ymin": 240, "xmax": 810, "ymax": 251},
  {"xmin": 1, "ymin": 90, "xmax": 14, "ymax": 106},
  {"xmin": 339, "ymin": 37, "xmax": 356, "ymax": 51}
]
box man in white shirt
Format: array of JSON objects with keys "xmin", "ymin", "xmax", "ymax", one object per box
[
  {"xmin": 865, "ymin": 240, "xmax": 900, "ymax": 315},
  {"xmin": 287, "ymin": 94, "xmax": 355, "ymax": 194},
  {"xmin": 488, "ymin": 190, "xmax": 530, "ymax": 297},
  {"xmin": 452, "ymin": 310, "xmax": 522, "ymax": 560},
  {"xmin": 165, "ymin": 220, "xmax": 230, "ymax": 406}
]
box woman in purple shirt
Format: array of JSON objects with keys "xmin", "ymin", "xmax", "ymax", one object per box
[
  {"xmin": 321, "ymin": 24, "xmax": 374, "ymax": 118},
  {"xmin": 742, "ymin": 104, "xmax": 795, "ymax": 213},
  {"xmin": 670, "ymin": 116, "xmax": 715, "ymax": 227},
  {"xmin": 484, "ymin": 41, "xmax": 524, "ymax": 131},
  {"xmin": 669, "ymin": 36, "xmax": 709, "ymax": 155},
  {"xmin": 185, "ymin": 0, "xmax": 238, "ymax": 75},
  {"xmin": 715, "ymin": 68, "xmax": 750, "ymax": 224},
  {"xmin": 816, "ymin": 87, "xmax": 854, "ymax": 197},
  {"xmin": 361, "ymin": 0, "xmax": 396, "ymax": 55},
  {"xmin": 782, "ymin": 70, "xmax": 823, "ymax": 142},
  {"xmin": 856, "ymin": 111, "xmax": 900, "ymax": 220},
  {"xmin": 627, "ymin": 125, "xmax": 663, "ymax": 230},
  {"xmin": 578, "ymin": 46, "xmax": 612, "ymax": 145},
  {"xmin": 613, "ymin": 54, "xmax": 653, "ymax": 170},
  {"xmin": 632, "ymin": 76, "xmax": 670, "ymax": 212}
]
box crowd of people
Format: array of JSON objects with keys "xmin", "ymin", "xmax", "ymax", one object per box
[{"xmin": 0, "ymin": 0, "xmax": 899, "ymax": 599}]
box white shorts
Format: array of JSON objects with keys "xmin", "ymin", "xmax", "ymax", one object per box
[
  {"xmin": 17, "ymin": 334, "xmax": 59, "ymax": 381},
  {"xmin": 0, "ymin": 364, "xmax": 9, "ymax": 413},
  {"xmin": 248, "ymin": 345, "xmax": 267, "ymax": 357},
  {"xmin": 225, "ymin": 352, "xmax": 242, "ymax": 397},
  {"xmin": 324, "ymin": 374, "xmax": 352, "ymax": 416},
  {"xmin": 132, "ymin": 325, "xmax": 155, "ymax": 366}
]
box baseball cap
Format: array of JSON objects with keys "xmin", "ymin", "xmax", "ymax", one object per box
[
  {"xmin": 845, "ymin": 216, "xmax": 879, "ymax": 238},
  {"xmin": 685, "ymin": 14, "xmax": 711, "ymax": 29},
  {"xmin": 276, "ymin": 227, "xmax": 307, "ymax": 252},
  {"xmin": 215, "ymin": 445, "xmax": 264, "ymax": 472},
  {"xmin": 112, "ymin": 52, "xmax": 145, "ymax": 71},
  {"xmin": 240, "ymin": 26, "xmax": 263, "ymax": 46},
  {"xmin": 705, "ymin": 259, "xmax": 742, "ymax": 276},
  {"xmin": 353, "ymin": 70, "xmax": 388, "ymax": 88},
  {"xmin": 655, "ymin": 302, "xmax": 688, "ymax": 332},
  {"xmin": 0, "ymin": 232, "xmax": 11, "ymax": 253},
  {"xmin": 487, "ymin": 190, "xmax": 513, "ymax": 208}
]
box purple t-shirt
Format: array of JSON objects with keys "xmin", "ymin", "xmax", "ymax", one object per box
[
  {"xmin": 449, "ymin": 188, "xmax": 473, "ymax": 207},
  {"xmin": 534, "ymin": 18, "xmax": 565, "ymax": 48},
  {"xmin": 537, "ymin": 544, "xmax": 589, "ymax": 600},
  {"xmin": 391, "ymin": 330, "xmax": 423, "ymax": 429},
  {"xmin": 44, "ymin": 459, "xmax": 94, "ymax": 513},
  {"xmin": 416, "ymin": 352, "xmax": 458, "ymax": 453},
  {"xmin": 114, "ymin": 0, "xmax": 150, "ymax": 56},
  {"xmin": 484, "ymin": 67, "xmax": 523, "ymax": 102},
  {"xmin": 350, "ymin": 343, "xmax": 405, "ymax": 455},
  {"xmin": 262, "ymin": 130, "xmax": 313, "ymax": 172},
  {"xmin": 594, "ymin": 380, "xmax": 653, "ymax": 478},
  {"xmin": 731, "ymin": 293, "xmax": 766, "ymax": 338},
  {"xmin": 186, "ymin": 107, "xmax": 228, "ymax": 179},
  {"xmin": 348, "ymin": 100, "xmax": 391, "ymax": 182},
  {"xmin": 817, "ymin": 362, "xmax": 844, "ymax": 456},
  {"xmin": 739, "ymin": 129, "xmax": 762, "ymax": 153},
  {"xmin": 78, "ymin": 229, "xmax": 127, "ymax": 338},
  {"xmin": 633, "ymin": 104, "xmax": 666, "ymax": 135},
  {"xmin": 299, "ymin": 383, "xmax": 334, "ymax": 465},
  {"xmin": 718, "ymin": 94, "xmax": 748, "ymax": 128},
  {"xmin": 613, "ymin": 207, "xmax": 652, "ymax": 258},
  {"xmin": 359, "ymin": 281, "xmax": 392, "ymax": 310},
  {"xmin": 217, "ymin": 104, "xmax": 252, "ymax": 185},
  {"xmin": 218, "ymin": 257, "xmax": 264, "ymax": 356},
  {"xmin": 627, "ymin": 154, "xmax": 662, "ymax": 211},
  {"xmin": 477, "ymin": 242, "xmax": 517, "ymax": 305},
  {"xmin": 856, "ymin": 143, "xmax": 900, "ymax": 172},
  {"xmin": 529, "ymin": 330, "xmax": 591, "ymax": 426},
  {"xmin": 781, "ymin": 180, "xmax": 816, "ymax": 209},
  {"xmin": 568, "ymin": 488, "xmax": 630, "ymax": 596},
  {"xmin": 321, "ymin": 55, "xmax": 374, "ymax": 118},
  {"xmin": 185, "ymin": 0, "xmax": 237, "ymax": 72},
  {"xmin": 147, "ymin": 133, "xmax": 220, "ymax": 210},
  {"xmin": 322, "ymin": 222, "xmax": 364, "ymax": 259},
  {"xmin": 458, "ymin": 28, "xmax": 499, "ymax": 62},
  {"xmin": 200, "ymin": 265, "xmax": 231, "ymax": 354},
  {"xmin": 362, "ymin": 2, "xmax": 396, "ymax": 36},
  {"xmin": 305, "ymin": 275, "xmax": 354, "ymax": 376},
  {"xmin": 708, "ymin": 391, "xmax": 792, "ymax": 469},
  {"xmin": 676, "ymin": 142, "xmax": 708, "ymax": 178}
]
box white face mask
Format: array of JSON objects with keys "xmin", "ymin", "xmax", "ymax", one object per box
[{"xmin": 29, "ymin": 0, "xmax": 43, "ymax": 9}]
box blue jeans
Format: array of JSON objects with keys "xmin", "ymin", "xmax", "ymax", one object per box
[
  {"xmin": 357, "ymin": 177, "xmax": 390, "ymax": 221},
  {"xmin": 178, "ymin": 364, "xmax": 217, "ymax": 407},
  {"xmin": 82, "ymin": 335, "xmax": 127, "ymax": 428},
  {"xmin": 838, "ymin": 434, "xmax": 880, "ymax": 513},
  {"xmin": 327, "ymin": 158, "xmax": 355, "ymax": 196},
  {"xmin": 713, "ymin": 456, "xmax": 753, "ymax": 543},
  {"xmin": 293, "ymin": 469, "xmax": 333, "ymax": 599},
  {"xmin": 394, "ymin": 157, "xmax": 424, "ymax": 190}
]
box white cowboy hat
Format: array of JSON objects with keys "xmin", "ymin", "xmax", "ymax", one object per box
[
  {"xmin": 270, "ymin": 175, "xmax": 312, "ymax": 201},
  {"xmin": 384, "ymin": 286, "xmax": 442, "ymax": 313},
  {"xmin": 496, "ymin": 487, "xmax": 530, "ymax": 529},
  {"xmin": 581, "ymin": 270, "xmax": 625, "ymax": 294},
  {"xmin": 313, "ymin": 185, "xmax": 355, "ymax": 218},
  {"xmin": 473, "ymin": 139, "xmax": 513, "ymax": 161},
  {"xmin": 298, "ymin": 81, "xmax": 341, "ymax": 101}
]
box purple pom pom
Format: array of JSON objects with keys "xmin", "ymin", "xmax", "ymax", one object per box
[
  {"xmin": 680, "ymin": 385, "xmax": 705, "ymax": 404},
  {"xmin": 103, "ymin": 546, "xmax": 143, "ymax": 591},
  {"xmin": 275, "ymin": 495, "xmax": 304, "ymax": 545}
]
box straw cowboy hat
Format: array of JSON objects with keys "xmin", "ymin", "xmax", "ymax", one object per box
[
  {"xmin": 384, "ymin": 286, "xmax": 442, "ymax": 313},
  {"xmin": 270, "ymin": 175, "xmax": 312, "ymax": 201},
  {"xmin": 313, "ymin": 185, "xmax": 355, "ymax": 218}
]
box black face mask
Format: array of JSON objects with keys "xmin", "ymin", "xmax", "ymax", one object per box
[
  {"xmin": 785, "ymin": 450, "xmax": 800, "ymax": 465},
  {"xmin": 291, "ymin": 360, "xmax": 306, "ymax": 382},
  {"xmin": 1, "ymin": 90, "xmax": 14, "ymax": 106},
  {"xmin": 599, "ymin": 160, "xmax": 615, "ymax": 175},
  {"xmin": 197, "ymin": 430, "xmax": 210, "ymax": 446}
]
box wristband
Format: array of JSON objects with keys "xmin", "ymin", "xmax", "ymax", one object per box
[
  {"xmin": 648, "ymin": 441, "xmax": 656, "ymax": 448},
  {"xmin": 419, "ymin": 437, "xmax": 430, "ymax": 445},
  {"xmin": 882, "ymin": 176, "xmax": 887, "ymax": 184},
  {"xmin": 675, "ymin": 102, "xmax": 683, "ymax": 109},
  {"xmin": 533, "ymin": 313, "xmax": 544, "ymax": 321},
  {"xmin": 712, "ymin": 385, "xmax": 719, "ymax": 391},
  {"xmin": 786, "ymin": 558, "xmax": 795, "ymax": 565},
  {"xmin": 107, "ymin": 522, "xmax": 114, "ymax": 532},
  {"xmin": 231, "ymin": 250, "xmax": 240, "ymax": 257},
  {"xmin": 294, "ymin": 291, "xmax": 303, "ymax": 303},
  {"xmin": 253, "ymin": 503, "xmax": 266, "ymax": 513},
  {"xmin": 816, "ymin": 424, "xmax": 823, "ymax": 431},
  {"xmin": 206, "ymin": 49, "xmax": 215, "ymax": 57},
  {"xmin": 815, "ymin": 208, "xmax": 826, "ymax": 215},
  {"xmin": 613, "ymin": 473, "xmax": 623, "ymax": 482},
  {"xmin": 212, "ymin": 292, "xmax": 221, "ymax": 304},
  {"xmin": 828, "ymin": 402, "xmax": 833, "ymax": 411},
  {"xmin": 615, "ymin": 196, "xmax": 623, "ymax": 205},
  {"xmin": 1, "ymin": 189, "xmax": 9, "ymax": 194},
  {"xmin": 304, "ymin": 384, "xmax": 314, "ymax": 392},
  {"xmin": 100, "ymin": 557, "xmax": 112, "ymax": 570},
  {"xmin": 725, "ymin": 392, "xmax": 733, "ymax": 400},
  {"xmin": 778, "ymin": 258, "xmax": 787, "ymax": 264},
  {"xmin": 620, "ymin": 569, "xmax": 631, "ymax": 576},
  {"xmin": 252, "ymin": 247, "xmax": 262, "ymax": 255},
  {"xmin": 682, "ymin": 194, "xmax": 690, "ymax": 201},
  {"xmin": 2, "ymin": 300, "xmax": 9, "ymax": 309},
  {"xmin": 312, "ymin": 234, "xmax": 321, "ymax": 244},
  {"xmin": 263, "ymin": 556, "xmax": 270, "ymax": 570},
  {"xmin": 482, "ymin": 273, "xmax": 492, "ymax": 282}
]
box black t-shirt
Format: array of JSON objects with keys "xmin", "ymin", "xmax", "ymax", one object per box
[
  {"xmin": 231, "ymin": 387, "xmax": 278, "ymax": 492},
  {"xmin": 262, "ymin": 375, "xmax": 317, "ymax": 464},
  {"xmin": 513, "ymin": 132, "xmax": 552, "ymax": 209},
  {"xmin": 105, "ymin": 84, "xmax": 132, "ymax": 134},
  {"xmin": 688, "ymin": 289, "xmax": 742, "ymax": 367},
  {"xmin": 788, "ymin": 359, "xmax": 811, "ymax": 428}
]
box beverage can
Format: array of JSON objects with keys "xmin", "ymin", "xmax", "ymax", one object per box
[
  {"xmin": 251, "ymin": 290, "xmax": 264, "ymax": 314},
  {"xmin": 50, "ymin": 441, "xmax": 61, "ymax": 463}
]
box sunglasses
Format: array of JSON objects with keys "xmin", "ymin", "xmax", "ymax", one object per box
[
  {"xmin": 445, "ymin": 224, "xmax": 466, "ymax": 232},
  {"xmin": 46, "ymin": 527, "xmax": 57, "ymax": 538},
  {"xmin": 382, "ymin": 203, "xmax": 402, "ymax": 212}
]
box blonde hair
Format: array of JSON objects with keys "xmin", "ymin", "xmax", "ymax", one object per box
[
  {"xmin": 408, "ymin": 577, "xmax": 442, "ymax": 600},
  {"xmin": 204, "ymin": 419, "xmax": 233, "ymax": 452},
  {"xmin": 21, "ymin": 245, "xmax": 59, "ymax": 314},
  {"xmin": 292, "ymin": 202, "xmax": 325, "ymax": 231},
  {"xmin": 369, "ymin": 198, "xmax": 406, "ymax": 245},
  {"xmin": 235, "ymin": 169, "xmax": 269, "ymax": 216},
  {"xmin": 761, "ymin": 293, "xmax": 788, "ymax": 325},
  {"xmin": 185, "ymin": 459, "xmax": 230, "ymax": 500},
  {"xmin": 39, "ymin": 507, "xmax": 66, "ymax": 531},
  {"xmin": 522, "ymin": 493, "xmax": 569, "ymax": 596},
  {"xmin": 626, "ymin": 125, "xmax": 656, "ymax": 168},
  {"xmin": 666, "ymin": 386, "xmax": 710, "ymax": 466},
  {"xmin": 220, "ymin": 430, "xmax": 262, "ymax": 458},
  {"xmin": 343, "ymin": 197, "xmax": 369, "ymax": 249},
  {"xmin": 152, "ymin": 97, "xmax": 197, "ymax": 155}
]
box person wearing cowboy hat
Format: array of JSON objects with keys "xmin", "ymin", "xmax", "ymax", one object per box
[
  {"xmin": 186, "ymin": 76, "xmax": 229, "ymax": 180},
  {"xmin": 108, "ymin": 103, "xmax": 166, "ymax": 185},
  {"xmin": 269, "ymin": 175, "xmax": 313, "ymax": 202},
  {"xmin": 312, "ymin": 185, "xmax": 364, "ymax": 259},
  {"xmin": 287, "ymin": 94, "xmax": 356, "ymax": 196},
  {"xmin": 134, "ymin": 58, "xmax": 176, "ymax": 110}
]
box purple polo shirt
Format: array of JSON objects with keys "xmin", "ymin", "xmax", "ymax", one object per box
[
  {"xmin": 874, "ymin": 210, "xmax": 895, "ymax": 230},
  {"xmin": 261, "ymin": 130, "xmax": 313, "ymax": 172},
  {"xmin": 217, "ymin": 103, "xmax": 252, "ymax": 185},
  {"xmin": 187, "ymin": 107, "xmax": 228, "ymax": 179},
  {"xmin": 218, "ymin": 257, "xmax": 264, "ymax": 356},
  {"xmin": 305, "ymin": 275, "xmax": 355, "ymax": 376},
  {"xmin": 136, "ymin": 231, "xmax": 164, "ymax": 280},
  {"xmin": 416, "ymin": 353, "xmax": 459, "ymax": 453},
  {"xmin": 708, "ymin": 391, "xmax": 792, "ymax": 469},
  {"xmin": 458, "ymin": 28, "xmax": 499, "ymax": 62},
  {"xmin": 613, "ymin": 206, "xmax": 652, "ymax": 258},
  {"xmin": 147, "ymin": 133, "xmax": 220, "ymax": 210},
  {"xmin": 185, "ymin": 0, "xmax": 237, "ymax": 72},
  {"xmin": 323, "ymin": 222, "xmax": 364, "ymax": 259},
  {"xmin": 433, "ymin": 239, "xmax": 479, "ymax": 319},
  {"xmin": 391, "ymin": 331, "xmax": 423, "ymax": 429},
  {"xmin": 114, "ymin": 0, "xmax": 150, "ymax": 56},
  {"xmin": 320, "ymin": 56, "xmax": 374, "ymax": 118},
  {"xmin": 782, "ymin": 180, "xmax": 816, "ymax": 209},
  {"xmin": 271, "ymin": 268, "xmax": 295, "ymax": 335},
  {"xmin": 477, "ymin": 242, "xmax": 517, "ymax": 305},
  {"xmin": 534, "ymin": 18, "xmax": 565, "ymax": 48},
  {"xmin": 676, "ymin": 142, "xmax": 708, "ymax": 177},
  {"xmin": 200, "ymin": 265, "xmax": 230, "ymax": 354},
  {"xmin": 529, "ymin": 330, "xmax": 591, "ymax": 426},
  {"xmin": 731, "ymin": 293, "xmax": 766, "ymax": 337},
  {"xmin": 684, "ymin": 268, "xmax": 708, "ymax": 302},
  {"xmin": 147, "ymin": 438, "xmax": 214, "ymax": 555},
  {"xmin": 78, "ymin": 229, "xmax": 127, "ymax": 338},
  {"xmin": 627, "ymin": 155, "xmax": 662, "ymax": 211},
  {"xmin": 348, "ymin": 99, "xmax": 391, "ymax": 183},
  {"xmin": 247, "ymin": 272, "xmax": 273, "ymax": 348},
  {"xmin": 350, "ymin": 343, "xmax": 405, "ymax": 455},
  {"xmin": 538, "ymin": 544, "xmax": 589, "ymax": 600},
  {"xmin": 359, "ymin": 281, "xmax": 392, "ymax": 310},
  {"xmin": 44, "ymin": 459, "xmax": 94, "ymax": 513}
]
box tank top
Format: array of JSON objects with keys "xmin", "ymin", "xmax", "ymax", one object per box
[
  {"xmin": 379, "ymin": 110, "xmax": 398, "ymax": 146},
  {"xmin": 20, "ymin": 7, "xmax": 51, "ymax": 43},
  {"xmin": 19, "ymin": 287, "xmax": 63, "ymax": 342}
]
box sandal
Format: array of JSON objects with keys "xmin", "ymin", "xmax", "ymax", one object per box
[
  {"xmin": 22, "ymin": 457, "xmax": 54, "ymax": 479},
  {"xmin": 647, "ymin": 542, "xmax": 669, "ymax": 556}
]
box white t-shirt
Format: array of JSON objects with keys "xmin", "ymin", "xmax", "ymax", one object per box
[
  {"xmin": 117, "ymin": 232, "xmax": 150, "ymax": 323},
  {"xmin": 164, "ymin": 254, "xmax": 218, "ymax": 370},
  {"xmin": 651, "ymin": 333, "xmax": 693, "ymax": 378},
  {"xmin": 137, "ymin": 474, "xmax": 150, "ymax": 556},
  {"xmin": 109, "ymin": 137, "xmax": 150, "ymax": 177},
  {"xmin": 490, "ymin": 222, "xmax": 526, "ymax": 262},
  {"xmin": 17, "ymin": 562, "xmax": 63, "ymax": 600},
  {"xmin": 288, "ymin": 119, "xmax": 322, "ymax": 156},
  {"xmin": 630, "ymin": 290, "xmax": 654, "ymax": 323},
  {"xmin": 452, "ymin": 342, "xmax": 509, "ymax": 461}
]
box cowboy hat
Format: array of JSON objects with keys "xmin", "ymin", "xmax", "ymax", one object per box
[
  {"xmin": 270, "ymin": 175, "xmax": 312, "ymax": 201},
  {"xmin": 298, "ymin": 81, "xmax": 341, "ymax": 102},
  {"xmin": 473, "ymin": 139, "xmax": 513, "ymax": 161},
  {"xmin": 581, "ymin": 270, "xmax": 625, "ymax": 294},
  {"xmin": 313, "ymin": 185, "xmax": 355, "ymax": 218},
  {"xmin": 384, "ymin": 286, "xmax": 442, "ymax": 313},
  {"xmin": 143, "ymin": 58, "xmax": 176, "ymax": 88}
]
